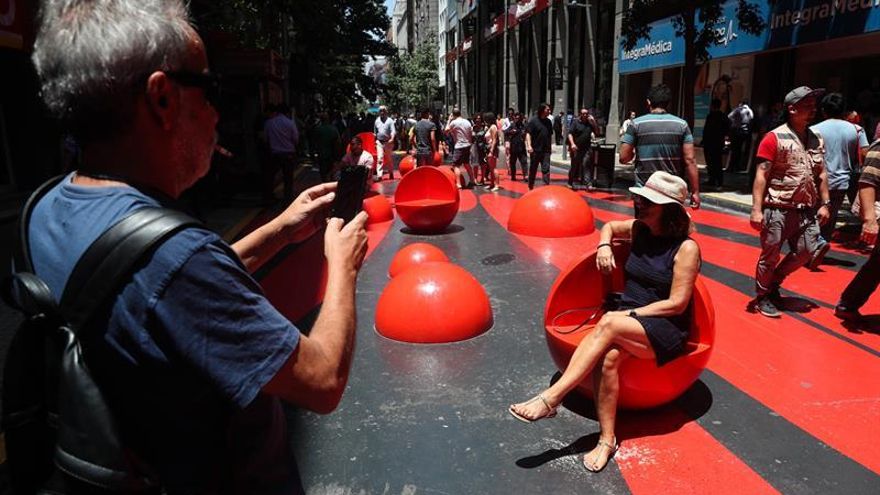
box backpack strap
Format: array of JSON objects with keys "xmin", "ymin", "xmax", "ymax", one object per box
[
  {"xmin": 13, "ymin": 174, "xmax": 66, "ymax": 273},
  {"xmin": 58, "ymin": 207, "xmax": 200, "ymax": 333}
]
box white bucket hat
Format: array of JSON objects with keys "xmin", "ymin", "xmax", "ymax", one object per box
[{"xmin": 629, "ymin": 171, "xmax": 688, "ymax": 208}]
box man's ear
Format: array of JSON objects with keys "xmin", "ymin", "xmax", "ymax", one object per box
[{"xmin": 145, "ymin": 71, "xmax": 178, "ymax": 131}]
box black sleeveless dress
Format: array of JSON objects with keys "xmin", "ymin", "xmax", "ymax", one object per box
[{"xmin": 619, "ymin": 222, "xmax": 695, "ymax": 366}]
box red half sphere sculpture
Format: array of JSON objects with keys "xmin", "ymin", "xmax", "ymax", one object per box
[
  {"xmin": 508, "ymin": 186, "xmax": 595, "ymax": 238},
  {"xmin": 362, "ymin": 191, "xmax": 394, "ymax": 224},
  {"xmin": 544, "ymin": 242, "xmax": 715, "ymax": 409},
  {"xmin": 394, "ymin": 166, "xmax": 460, "ymax": 233},
  {"xmin": 376, "ymin": 262, "xmax": 493, "ymax": 343},
  {"xmin": 398, "ymin": 155, "xmax": 416, "ymax": 176},
  {"xmin": 388, "ymin": 243, "xmax": 450, "ymax": 278}
]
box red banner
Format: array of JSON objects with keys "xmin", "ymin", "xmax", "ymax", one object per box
[
  {"xmin": 460, "ymin": 36, "xmax": 474, "ymax": 54},
  {"xmin": 483, "ymin": 14, "xmax": 505, "ymax": 41},
  {"xmin": 445, "ymin": 47, "xmax": 459, "ymax": 64},
  {"xmin": 0, "ymin": 0, "xmax": 33, "ymax": 51},
  {"xmin": 513, "ymin": 0, "xmax": 550, "ymax": 23}
]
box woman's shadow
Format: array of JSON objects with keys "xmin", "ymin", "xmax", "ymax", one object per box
[{"xmin": 515, "ymin": 372, "xmax": 713, "ymax": 469}]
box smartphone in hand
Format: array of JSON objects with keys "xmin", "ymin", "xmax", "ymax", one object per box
[{"xmin": 331, "ymin": 166, "xmax": 369, "ymax": 223}]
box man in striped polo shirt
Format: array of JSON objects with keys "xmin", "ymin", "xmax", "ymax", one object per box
[
  {"xmin": 835, "ymin": 138, "xmax": 880, "ymax": 322},
  {"xmin": 620, "ymin": 84, "xmax": 700, "ymax": 209}
]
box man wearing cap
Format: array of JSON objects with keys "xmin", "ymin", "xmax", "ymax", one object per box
[
  {"xmin": 374, "ymin": 105, "xmax": 396, "ymax": 181},
  {"xmin": 750, "ymin": 86, "xmax": 831, "ymax": 318}
]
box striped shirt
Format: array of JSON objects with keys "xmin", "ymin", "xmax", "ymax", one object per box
[
  {"xmin": 621, "ymin": 112, "xmax": 693, "ymax": 186},
  {"xmin": 860, "ymin": 139, "xmax": 880, "ymax": 189}
]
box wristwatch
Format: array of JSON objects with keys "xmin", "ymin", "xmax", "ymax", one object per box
[
  {"xmin": 628, "ymin": 310, "xmax": 638, "ymax": 318},
  {"xmin": 821, "ymin": 200, "xmax": 832, "ymax": 207}
]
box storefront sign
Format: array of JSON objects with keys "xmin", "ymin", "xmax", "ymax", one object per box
[
  {"xmin": 0, "ymin": 0, "xmax": 32, "ymax": 51},
  {"xmin": 484, "ymin": 14, "xmax": 505, "ymax": 41},
  {"xmin": 461, "ymin": 36, "xmax": 474, "ymax": 54},
  {"xmin": 515, "ymin": 0, "xmax": 550, "ymax": 22},
  {"xmin": 619, "ymin": 0, "xmax": 880, "ymax": 74}
]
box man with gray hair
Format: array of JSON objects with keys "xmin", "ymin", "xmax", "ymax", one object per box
[{"xmin": 28, "ymin": 1, "xmax": 368, "ymax": 492}]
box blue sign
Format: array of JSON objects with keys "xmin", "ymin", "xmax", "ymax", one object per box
[{"xmin": 619, "ymin": 0, "xmax": 880, "ymax": 74}]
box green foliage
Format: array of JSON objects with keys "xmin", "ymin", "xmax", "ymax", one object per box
[
  {"xmin": 194, "ymin": 0, "xmax": 395, "ymax": 111},
  {"xmin": 383, "ymin": 40, "xmax": 441, "ymax": 113}
]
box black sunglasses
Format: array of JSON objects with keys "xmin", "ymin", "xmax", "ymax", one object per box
[{"xmin": 165, "ymin": 71, "xmax": 221, "ymax": 108}]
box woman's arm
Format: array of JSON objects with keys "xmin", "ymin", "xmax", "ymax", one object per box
[
  {"xmin": 596, "ymin": 220, "xmax": 636, "ymax": 274},
  {"xmin": 621, "ymin": 239, "xmax": 701, "ymax": 318}
]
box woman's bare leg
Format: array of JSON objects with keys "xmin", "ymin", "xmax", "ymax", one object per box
[
  {"xmin": 585, "ymin": 348, "xmax": 627, "ymax": 471},
  {"xmin": 510, "ymin": 315, "xmax": 653, "ymax": 420}
]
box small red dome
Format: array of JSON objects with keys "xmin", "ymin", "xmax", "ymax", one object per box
[
  {"xmin": 399, "ymin": 155, "xmax": 416, "ymax": 176},
  {"xmin": 362, "ymin": 192, "xmax": 394, "ymax": 224},
  {"xmin": 376, "ymin": 262, "xmax": 493, "ymax": 343},
  {"xmin": 388, "ymin": 243, "xmax": 450, "ymax": 278},
  {"xmin": 508, "ymin": 186, "xmax": 595, "ymax": 238}
]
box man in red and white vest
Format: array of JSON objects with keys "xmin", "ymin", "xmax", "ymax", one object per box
[{"xmin": 750, "ymin": 86, "xmax": 832, "ymax": 318}]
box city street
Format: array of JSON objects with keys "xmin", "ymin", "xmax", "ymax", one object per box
[{"xmin": 237, "ymin": 157, "xmax": 880, "ymax": 494}]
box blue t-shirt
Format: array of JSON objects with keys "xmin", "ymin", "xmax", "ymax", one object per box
[
  {"xmin": 621, "ymin": 112, "xmax": 694, "ymax": 186},
  {"xmin": 28, "ymin": 174, "xmax": 301, "ymax": 493},
  {"xmin": 810, "ymin": 119, "xmax": 869, "ymax": 191}
]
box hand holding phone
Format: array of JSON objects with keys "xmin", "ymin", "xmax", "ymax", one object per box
[{"xmin": 331, "ymin": 166, "xmax": 369, "ymax": 224}]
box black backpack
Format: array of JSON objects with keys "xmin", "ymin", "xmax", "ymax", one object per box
[{"xmin": 2, "ymin": 176, "xmax": 199, "ymax": 494}]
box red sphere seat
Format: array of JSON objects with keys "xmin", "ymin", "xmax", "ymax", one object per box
[
  {"xmin": 388, "ymin": 243, "xmax": 450, "ymax": 278},
  {"xmin": 544, "ymin": 242, "xmax": 715, "ymax": 409},
  {"xmin": 399, "ymin": 155, "xmax": 416, "ymax": 176},
  {"xmin": 508, "ymin": 186, "xmax": 595, "ymax": 238},
  {"xmin": 394, "ymin": 166, "xmax": 460, "ymax": 233},
  {"xmin": 376, "ymin": 262, "xmax": 493, "ymax": 343},
  {"xmin": 362, "ymin": 191, "xmax": 394, "ymax": 224}
]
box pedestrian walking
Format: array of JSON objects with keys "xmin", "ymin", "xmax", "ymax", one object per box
[
  {"xmin": 505, "ymin": 111, "xmax": 529, "ymax": 182},
  {"xmin": 811, "ymin": 93, "xmax": 870, "ymax": 242},
  {"xmin": 374, "ymin": 105, "xmax": 396, "ymax": 181},
  {"xmin": 554, "ymin": 111, "xmax": 564, "ymax": 146},
  {"xmin": 482, "ymin": 112, "xmax": 500, "ymax": 191},
  {"xmin": 727, "ymin": 99, "xmax": 754, "ymax": 172},
  {"xmin": 264, "ymin": 103, "xmax": 300, "ymax": 201},
  {"xmin": 567, "ymin": 108, "xmax": 600, "ymax": 190},
  {"xmin": 525, "ymin": 103, "xmax": 554, "ymax": 190},
  {"xmin": 446, "ymin": 108, "xmax": 475, "ymax": 189},
  {"xmin": 619, "ymin": 84, "xmax": 700, "ymax": 208},
  {"xmin": 411, "ymin": 108, "xmax": 437, "ymax": 167},
  {"xmin": 313, "ymin": 112, "xmax": 341, "ymax": 181},
  {"xmin": 835, "ymin": 139, "xmax": 880, "ymax": 322},
  {"xmin": 750, "ymin": 86, "xmax": 832, "ymax": 318},
  {"xmin": 702, "ymin": 99, "xmax": 730, "ymax": 188}
]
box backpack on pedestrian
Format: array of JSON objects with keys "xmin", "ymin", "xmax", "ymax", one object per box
[{"xmin": 2, "ymin": 176, "xmax": 199, "ymax": 494}]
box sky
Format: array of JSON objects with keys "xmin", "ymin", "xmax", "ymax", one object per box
[{"xmin": 384, "ymin": 0, "xmax": 394, "ymax": 18}]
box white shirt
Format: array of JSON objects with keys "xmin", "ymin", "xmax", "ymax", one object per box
[
  {"xmin": 374, "ymin": 116, "xmax": 396, "ymax": 142},
  {"xmin": 446, "ymin": 117, "xmax": 473, "ymax": 149},
  {"xmin": 342, "ymin": 150, "xmax": 374, "ymax": 169}
]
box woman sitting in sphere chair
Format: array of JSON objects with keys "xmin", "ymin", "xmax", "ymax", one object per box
[{"xmin": 508, "ymin": 171, "xmax": 701, "ymax": 473}]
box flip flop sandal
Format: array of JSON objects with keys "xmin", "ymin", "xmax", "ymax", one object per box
[
  {"xmin": 508, "ymin": 394, "xmax": 557, "ymax": 423},
  {"xmin": 583, "ymin": 438, "xmax": 619, "ymax": 473}
]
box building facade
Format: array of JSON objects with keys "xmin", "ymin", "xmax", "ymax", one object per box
[
  {"xmin": 441, "ymin": 0, "xmax": 616, "ymax": 124},
  {"xmin": 617, "ymin": 0, "xmax": 880, "ymax": 142}
]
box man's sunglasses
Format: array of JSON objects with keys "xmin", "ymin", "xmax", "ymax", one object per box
[{"xmin": 165, "ymin": 71, "xmax": 222, "ymax": 108}]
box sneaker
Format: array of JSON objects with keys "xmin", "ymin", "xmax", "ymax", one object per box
[
  {"xmin": 490, "ymin": 185, "xmax": 500, "ymax": 192},
  {"xmin": 755, "ymin": 297, "xmax": 782, "ymax": 318},
  {"xmin": 808, "ymin": 241, "xmax": 831, "ymax": 270},
  {"xmin": 834, "ymin": 305, "xmax": 862, "ymax": 322}
]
